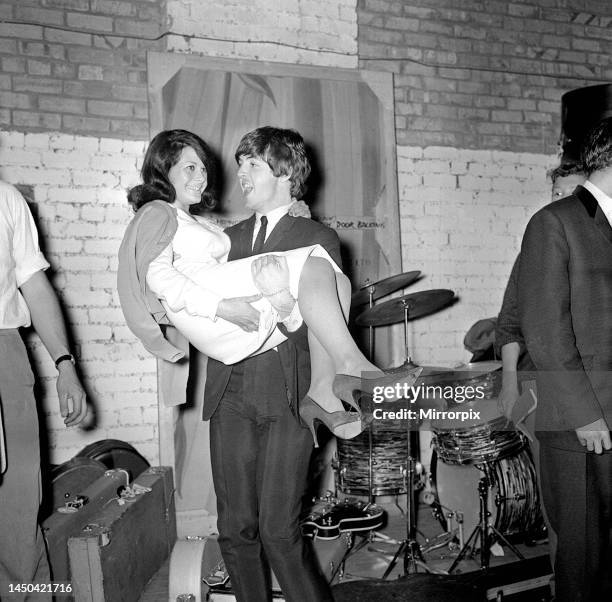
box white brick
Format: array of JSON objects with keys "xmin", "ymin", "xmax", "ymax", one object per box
[
  {"xmin": 41, "ymin": 149, "xmax": 91, "ymax": 170},
  {"xmin": 80, "ymin": 205, "xmax": 106, "ymax": 222},
  {"xmin": 73, "ymin": 135, "xmax": 100, "ymax": 152},
  {"xmin": 90, "ymin": 153, "xmax": 138, "ymax": 172},
  {"xmin": 1, "ymin": 149, "xmax": 41, "ymax": 165},
  {"xmin": 24, "ymin": 133, "xmax": 51, "ymax": 149},
  {"xmin": 98, "ymin": 139, "xmax": 124, "ymax": 153},
  {"xmin": 49, "ymin": 133, "xmax": 78, "ymax": 150},
  {"xmin": 0, "ymin": 131, "xmax": 25, "ymax": 148},
  {"xmin": 59, "ymin": 255, "xmax": 108, "ymax": 272},
  {"xmin": 72, "ymin": 169, "xmax": 119, "ymax": 187}
]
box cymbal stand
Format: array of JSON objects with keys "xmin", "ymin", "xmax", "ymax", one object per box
[
  {"xmin": 381, "ymin": 421, "xmax": 428, "ymax": 577},
  {"xmin": 366, "ymin": 284, "xmax": 375, "ymax": 507},
  {"xmin": 447, "ymin": 469, "xmax": 524, "ymax": 573},
  {"xmin": 402, "ymin": 298, "xmax": 416, "ymax": 366}
]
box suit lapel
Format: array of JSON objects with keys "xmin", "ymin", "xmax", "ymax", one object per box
[
  {"xmin": 261, "ymin": 214, "xmax": 295, "ymax": 252},
  {"xmin": 229, "ymin": 214, "xmax": 256, "ymax": 260},
  {"xmin": 576, "ymin": 185, "xmax": 612, "ymax": 246}
]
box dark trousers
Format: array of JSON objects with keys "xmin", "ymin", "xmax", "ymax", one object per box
[
  {"xmin": 540, "ymin": 442, "xmax": 612, "ymax": 602},
  {"xmin": 0, "ymin": 330, "xmax": 51, "ymax": 602},
  {"xmin": 210, "ymin": 386, "xmax": 333, "ymax": 602}
]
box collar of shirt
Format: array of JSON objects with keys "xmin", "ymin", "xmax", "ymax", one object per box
[
  {"xmin": 583, "ymin": 180, "xmax": 612, "ymax": 228},
  {"xmin": 252, "ymin": 203, "xmax": 293, "ymax": 245}
]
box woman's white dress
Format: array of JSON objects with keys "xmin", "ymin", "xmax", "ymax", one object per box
[{"xmin": 146, "ymin": 207, "xmax": 340, "ymax": 365}]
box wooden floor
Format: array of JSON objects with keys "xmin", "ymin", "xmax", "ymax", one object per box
[{"xmin": 140, "ymin": 493, "xmax": 553, "ymax": 601}]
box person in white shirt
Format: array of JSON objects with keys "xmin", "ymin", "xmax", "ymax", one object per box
[{"xmin": 0, "ymin": 181, "xmax": 87, "ymax": 601}]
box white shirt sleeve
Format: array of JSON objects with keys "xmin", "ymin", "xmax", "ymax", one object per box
[
  {"xmin": 11, "ymin": 188, "xmax": 49, "ymax": 286},
  {"xmin": 146, "ymin": 242, "xmax": 223, "ymax": 320}
]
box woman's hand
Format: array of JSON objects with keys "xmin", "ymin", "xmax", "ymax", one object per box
[
  {"xmin": 288, "ymin": 198, "xmax": 311, "ymax": 218},
  {"xmin": 251, "ymin": 255, "xmax": 290, "ymax": 296},
  {"xmin": 216, "ymin": 295, "xmax": 262, "ymax": 332}
]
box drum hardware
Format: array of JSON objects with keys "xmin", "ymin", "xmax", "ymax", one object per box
[
  {"xmin": 447, "ymin": 468, "xmax": 525, "ymax": 573},
  {"xmin": 351, "ymin": 272, "xmax": 422, "ymax": 506},
  {"xmin": 355, "ymin": 289, "xmax": 456, "ymax": 328},
  {"xmin": 380, "ymin": 418, "xmax": 432, "ymax": 578},
  {"xmin": 351, "ymin": 271, "xmax": 422, "ymax": 307}
]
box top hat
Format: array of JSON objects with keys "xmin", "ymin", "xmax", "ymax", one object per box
[{"xmin": 561, "ymin": 83, "xmax": 612, "ymax": 162}]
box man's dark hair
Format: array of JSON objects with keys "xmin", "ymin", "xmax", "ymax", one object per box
[
  {"xmin": 128, "ymin": 129, "xmax": 217, "ymax": 211},
  {"xmin": 581, "ymin": 117, "xmax": 612, "ymax": 176},
  {"xmin": 549, "ymin": 160, "xmax": 584, "ymax": 183},
  {"xmin": 235, "ymin": 126, "xmax": 311, "ymax": 199}
]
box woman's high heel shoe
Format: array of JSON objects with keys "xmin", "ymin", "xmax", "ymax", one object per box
[
  {"xmin": 333, "ymin": 366, "xmax": 423, "ymax": 406},
  {"xmin": 299, "ymin": 395, "xmax": 365, "ymax": 448}
]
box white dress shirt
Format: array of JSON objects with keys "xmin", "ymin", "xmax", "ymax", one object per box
[{"xmin": 583, "ymin": 180, "xmax": 612, "ymax": 228}]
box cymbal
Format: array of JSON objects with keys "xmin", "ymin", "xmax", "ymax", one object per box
[
  {"xmin": 351, "ymin": 271, "xmax": 421, "ymax": 306},
  {"xmin": 416, "ymin": 362, "xmax": 500, "ymax": 386},
  {"xmin": 355, "ymin": 289, "xmax": 455, "ymax": 326}
]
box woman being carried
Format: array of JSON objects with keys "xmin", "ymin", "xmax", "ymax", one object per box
[{"xmin": 118, "ymin": 129, "xmax": 419, "ymax": 445}]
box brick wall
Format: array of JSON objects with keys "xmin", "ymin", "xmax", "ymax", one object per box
[
  {"xmin": 358, "ymin": 0, "xmax": 612, "ymax": 151},
  {"xmin": 398, "ymin": 145, "xmax": 554, "ymax": 367},
  {"xmin": 356, "ymin": 0, "xmax": 612, "ymax": 370},
  {"xmin": 0, "ymin": 130, "xmax": 159, "ymax": 461},
  {"xmin": 0, "ymin": 0, "xmax": 359, "ymax": 465},
  {"xmin": 0, "ymin": 0, "xmax": 164, "ymax": 139},
  {"xmin": 166, "ymin": 0, "xmax": 358, "ymax": 68}
]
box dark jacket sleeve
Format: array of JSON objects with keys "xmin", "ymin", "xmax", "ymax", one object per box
[
  {"xmin": 518, "ymin": 207, "xmax": 604, "ymax": 429},
  {"xmin": 495, "ymin": 254, "xmax": 526, "ymax": 355},
  {"xmin": 117, "ymin": 202, "xmax": 184, "ymax": 362}
]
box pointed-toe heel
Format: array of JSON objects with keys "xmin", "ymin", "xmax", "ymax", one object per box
[
  {"xmin": 299, "ymin": 396, "xmax": 364, "ymax": 448},
  {"xmin": 333, "ymin": 366, "xmax": 423, "ymax": 404}
]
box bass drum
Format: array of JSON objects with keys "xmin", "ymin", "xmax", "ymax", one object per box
[
  {"xmin": 76, "ymin": 439, "xmax": 150, "ymax": 480},
  {"xmin": 42, "ymin": 456, "xmax": 107, "ymax": 518},
  {"xmin": 430, "ymin": 447, "xmax": 544, "ymax": 541}
]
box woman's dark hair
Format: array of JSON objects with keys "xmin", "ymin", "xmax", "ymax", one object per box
[
  {"xmin": 128, "ymin": 129, "xmax": 217, "ymax": 211},
  {"xmin": 582, "ymin": 117, "xmax": 612, "ymax": 176},
  {"xmin": 235, "ymin": 126, "xmax": 311, "ymax": 199}
]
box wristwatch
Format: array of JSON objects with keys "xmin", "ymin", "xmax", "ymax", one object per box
[{"xmin": 54, "ymin": 354, "xmax": 75, "ymax": 370}]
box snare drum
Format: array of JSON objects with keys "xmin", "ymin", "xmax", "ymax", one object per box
[
  {"xmin": 431, "ymin": 398, "xmax": 524, "ymax": 464},
  {"xmin": 430, "ymin": 447, "xmax": 544, "ymax": 539}
]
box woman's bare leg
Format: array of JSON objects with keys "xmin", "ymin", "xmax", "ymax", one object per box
[
  {"xmin": 298, "ymin": 258, "xmax": 380, "ymax": 379},
  {"xmin": 305, "ymin": 272, "xmax": 351, "ymax": 413}
]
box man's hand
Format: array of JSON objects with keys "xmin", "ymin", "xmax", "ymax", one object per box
[
  {"xmin": 288, "ymin": 199, "xmax": 311, "ymax": 218},
  {"xmin": 575, "ymin": 418, "xmax": 612, "ymax": 454},
  {"xmin": 216, "ymin": 295, "xmax": 262, "ymax": 332},
  {"xmin": 498, "ymin": 373, "xmax": 520, "ymax": 421},
  {"xmin": 57, "ymin": 362, "xmax": 87, "ymax": 426},
  {"xmin": 251, "ymin": 255, "xmax": 290, "ymax": 296}
]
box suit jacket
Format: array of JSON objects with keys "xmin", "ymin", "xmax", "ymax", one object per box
[
  {"xmin": 202, "ymin": 214, "xmax": 342, "ymax": 420},
  {"xmin": 518, "ymin": 185, "xmax": 612, "ymax": 446}
]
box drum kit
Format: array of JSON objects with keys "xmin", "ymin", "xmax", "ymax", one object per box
[{"xmin": 327, "ymin": 270, "xmax": 544, "ymax": 576}]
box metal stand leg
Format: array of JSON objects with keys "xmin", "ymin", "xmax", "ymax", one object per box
[
  {"xmin": 448, "ymin": 475, "xmax": 525, "ymax": 573},
  {"xmin": 381, "ymin": 429, "xmax": 429, "ymax": 578}
]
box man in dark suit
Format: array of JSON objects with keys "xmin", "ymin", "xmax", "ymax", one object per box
[
  {"xmin": 203, "ymin": 127, "xmax": 339, "ymax": 602},
  {"xmin": 518, "ymin": 119, "xmax": 612, "ymax": 602}
]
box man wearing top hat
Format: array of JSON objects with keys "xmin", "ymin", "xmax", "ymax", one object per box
[{"xmin": 518, "ymin": 117, "xmax": 612, "ymax": 601}]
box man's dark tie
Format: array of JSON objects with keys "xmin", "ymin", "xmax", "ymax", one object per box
[{"xmin": 252, "ymin": 215, "xmax": 268, "ymax": 255}]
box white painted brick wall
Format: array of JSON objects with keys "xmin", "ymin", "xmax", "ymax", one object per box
[
  {"xmin": 166, "ymin": 0, "xmax": 358, "ymax": 68},
  {"xmin": 397, "ymin": 146, "xmax": 559, "ymax": 369},
  {"xmin": 0, "ymin": 130, "xmax": 159, "ymax": 465}
]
